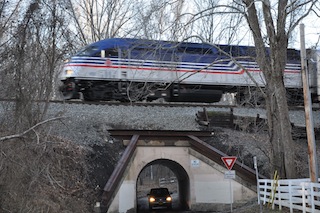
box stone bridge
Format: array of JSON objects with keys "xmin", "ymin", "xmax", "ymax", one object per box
[{"xmin": 98, "ymin": 130, "xmax": 263, "ymax": 213}]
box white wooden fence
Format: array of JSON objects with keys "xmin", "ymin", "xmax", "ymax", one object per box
[{"xmin": 258, "ymin": 178, "xmax": 320, "ymax": 213}]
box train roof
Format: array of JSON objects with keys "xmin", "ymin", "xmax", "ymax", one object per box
[
  {"xmin": 92, "ymin": 37, "xmax": 252, "ymax": 50},
  {"xmin": 76, "ymin": 37, "xmax": 301, "ymax": 60},
  {"xmin": 82, "ymin": 38, "xmax": 258, "ymax": 56}
]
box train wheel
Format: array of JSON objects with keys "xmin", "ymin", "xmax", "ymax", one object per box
[
  {"xmin": 83, "ymin": 90, "xmax": 95, "ymax": 101},
  {"xmin": 60, "ymin": 81, "xmax": 77, "ymax": 100}
]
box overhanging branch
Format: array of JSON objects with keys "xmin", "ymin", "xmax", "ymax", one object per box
[{"xmin": 0, "ymin": 116, "xmax": 66, "ymax": 142}]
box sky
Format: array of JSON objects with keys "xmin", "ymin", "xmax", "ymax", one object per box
[{"xmin": 299, "ymin": 21, "xmax": 320, "ymax": 49}]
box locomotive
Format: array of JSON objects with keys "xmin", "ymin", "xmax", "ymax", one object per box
[{"xmin": 59, "ymin": 38, "xmax": 320, "ymax": 104}]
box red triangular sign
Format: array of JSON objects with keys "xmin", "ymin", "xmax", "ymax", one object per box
[{"xmin": 221, "ymin": 156, "xmax": 237, "ymax": 170}]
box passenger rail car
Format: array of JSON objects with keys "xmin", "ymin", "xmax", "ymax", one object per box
[{"xmin": 59, "ymin": 38, "xmax": 320, "ymax": 103}]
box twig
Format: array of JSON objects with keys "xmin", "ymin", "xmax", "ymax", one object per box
[
  {"xmin": 46, "ymin": 167, "xmax": 65, "ymax": 190},
  {"xmin": 0, "ymin": 116, "xmax": 66, "ymax": 142}
]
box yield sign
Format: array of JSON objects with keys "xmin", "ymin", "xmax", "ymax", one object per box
[{"xmin": 221, "ymin": 156, "xmax": 237, "ymax": 170}]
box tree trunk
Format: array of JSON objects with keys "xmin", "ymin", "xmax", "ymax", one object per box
[
  {"xmin": 243, "ymin": 0, "xmax": 297, "ymax": 178},
  {"xmin": 265, "ymin": 80, "xmax": 297, "ymax": 178}
]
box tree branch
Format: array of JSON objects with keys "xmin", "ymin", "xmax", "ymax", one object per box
[{"xmin": 0, "ymin": 116, "xmax": 66, "ymax": 142}]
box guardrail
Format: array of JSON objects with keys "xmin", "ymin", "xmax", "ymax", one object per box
[{"xmin": 258, "ymin": 178, "xmax": 320, "ymax": 212}]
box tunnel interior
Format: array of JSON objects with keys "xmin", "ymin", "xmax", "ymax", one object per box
[{"xmin": 136, "ymin": 158, "xmax": 190, "ymax": 211}]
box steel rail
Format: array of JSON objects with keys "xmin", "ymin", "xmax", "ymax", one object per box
[{"xmin": 0, "ymin": 98, "xmax": 314, "ymax": 110}]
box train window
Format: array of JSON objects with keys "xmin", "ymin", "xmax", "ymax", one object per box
[
  {"xmin": 244, "ymin": 47, "xmax": 256, "ymax": 58},
  {"xmin": 130, "ymin": 47, "xmax": 156, "ymax": 60},
  {"xmin": 287, "ymin": 49, "xmax": 300, "ymax": 61},
  {"xmin": 93, "ymin": 48, "xmax": 118, "ymax": 57},
  {"xmin": 75, "ymin": 45, "xmax": 100, "ymax": 56},
  {"xmin": 121, "ymin": 50, "xmax": 129, "ymax": 59},
  {"xmin": 159, "ymin": 49, "xmax": 174, "ymax": 61},
  {"xmin": 177, "ymin": 47, "xmax": 213, "ymax": 55},
  {"xmin": 218, "ymin": 45, "xmax": 240, "ymax": 57},
  {"xmin": 105, "ymin": 49, "xmax": 118, "ymax": 57}
]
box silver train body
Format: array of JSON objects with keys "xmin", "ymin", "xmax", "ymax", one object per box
[{"xmin": 59, "ymin": 38, "xmax": 320, "ymax": 103}]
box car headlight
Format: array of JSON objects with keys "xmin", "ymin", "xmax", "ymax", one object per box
[
  {"xmin": 149, "ymin": 197, "xmax": 155, "ymax": 202},
  {"xmin": 66, "ymin": 70, "xmax": 74, "ymax": 75},
  {"xmin": 166, "ymin": 196, "xmax": 172, "ymax": 202}
]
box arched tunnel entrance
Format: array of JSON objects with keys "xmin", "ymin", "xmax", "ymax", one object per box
[
  {"xmin": 103, "ymin": 131, "xmax": 260, "ymax": 213},
  {"xmin": 136, "ymin": 159, "xmax": 190, "ymax": 212}
]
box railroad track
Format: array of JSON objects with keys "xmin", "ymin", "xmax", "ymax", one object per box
[
  {"xmin": 0, "ymin": 98, "xmax": 316, "ymax": 111},
  {"xmin": 0, "ymin": 98, "xmax": 320, "ymax": 115},
  {"xmin": 51, "ymin": 99, "xmax": 238, "ymax": 108},
  {"xmin": 0, "ymin": 98, "xmax": 236, "ymax": 108}
]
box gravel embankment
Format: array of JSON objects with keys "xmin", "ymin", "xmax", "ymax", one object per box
[{"xmin": 43, "ymin": 102, "xmax": 315, "ymax": 146}]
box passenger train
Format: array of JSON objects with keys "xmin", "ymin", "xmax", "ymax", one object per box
[{"xmin": 59, "ymin": 38, "xmax": 320, "ymax": 104}]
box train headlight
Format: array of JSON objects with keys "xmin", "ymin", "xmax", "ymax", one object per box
[{"xmin": 65, "ymin": 70, "xmax": 74, "ymax": 75}]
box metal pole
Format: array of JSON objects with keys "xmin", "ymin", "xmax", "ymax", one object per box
[
  {"xmin": 300, "ymin": 24, "xmax": 319, "ymax": 183},
  {"xmin": 254, "ymin": 156, "xmax": 263, "ymax": 213},
  {"xmin": 229, "ymin": 178, "xmax": 232, "ymax": 212}
]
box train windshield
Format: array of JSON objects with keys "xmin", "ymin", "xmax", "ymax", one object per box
[{"xmin": 75, "ymin": 45, "xmax": 100, "ymax": 56}]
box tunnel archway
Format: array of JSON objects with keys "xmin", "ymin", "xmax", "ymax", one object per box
[{"xmin": 136, "ymin": 158, "xmax": 190, "ymax": 211}]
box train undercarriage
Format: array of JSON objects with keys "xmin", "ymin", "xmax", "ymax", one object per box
[
  {"xmin": 59, "ymin": 78, "xmax": 223, "ymax": 103},
  {"xmin": 60, "ymin": 78, "xmax": 306, "ymax": 105}
]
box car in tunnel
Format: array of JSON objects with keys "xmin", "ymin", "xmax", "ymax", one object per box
[{"xmin": 147, "ymin": 187, "xmax": 172, "ymax": 210}]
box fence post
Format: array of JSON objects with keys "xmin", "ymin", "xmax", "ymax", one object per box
[
  {"xmin": 263, "ymin": 180, "xmax": 268, "ymax": 205},
  {"xmin": 289, "ymin": 180, "xmax": 293, "ymax": 213},
  {"xmin": 302, "ymin": 183, "xmax": 306, "ymax": 213},
  {"xmin": 254, "ymin": 156, "xmax": 263, "ymax": 213},
  {"xmin": 278, "ymin": 180, "xmax": 282, "ymax": 210},
  {"xmin": 310, "ymin": 183, "xmax": 315, "ymax": 212}
]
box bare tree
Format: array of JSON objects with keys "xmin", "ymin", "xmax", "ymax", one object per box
[
  {"xmin": 173, "ymin": 0, "xmax": 319, "ymax": 178},
  {"xmin": 133, "ymin": 0, "xmax": 193, "ymax": 40},
  {"xmin": 193, "ymin": 0, "xmax": 319, "ymax": 178},
  {"xmin": 0, "ymin": 1, "xmax": 91, "ymax": 211},
  {"xmin": 65, "ymin": 0, "xmax": 137, "ymax": 45},
  {"xmin": 192, "ymin": 0, "xmax": 250, "ymax": 44},
  {"xmin": 0, "ymin": 1, "xmax": 23, "ymax": 99},
  {"xmin": 240, "ymin": 0, "xmax": 320, "ymax": 178},
  {"xmin": 1, "ymin": 0, "xmax": 71, "ymax": 130},
  {"xmin": 0, "ymin": 0, "xmax": 74, "ymax": 128}
]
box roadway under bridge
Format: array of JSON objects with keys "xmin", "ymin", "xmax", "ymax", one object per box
[{"xmin": 98, "ymin": 130, "xmax": 265, "ymax": 213}]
